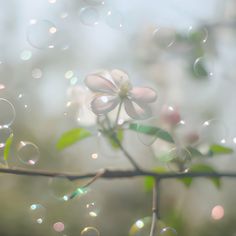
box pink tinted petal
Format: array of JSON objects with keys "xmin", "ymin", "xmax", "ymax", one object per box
[
  {"xmin": 85, "ymin": 74, "xmax": 117, "ymax": 94},
  {"xmin": 91, "ymin": 95, "xmax": 120, "ymax": 115},
  {"xmin": 124, "ymin": 99, "xmax": 152, "ymax": 120},
  {"xmin": 130, "ymin": 87, "xmax": 157, "ymax": 103},
  {"xmin": 110, "ymin": 69, "xmax": 130, "ymax": 88}
]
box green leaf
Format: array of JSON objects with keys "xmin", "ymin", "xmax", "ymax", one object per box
[
  {"xmin": 4, "ymin": 133, "xmax": 14, "ymax": 161},
  {"xmin": 56, "ymin": 128, "xmax": 91, "ymax": 150},
  {"xmin": 208, "ymin": 144, "xmax": 233, "ymax": 156},
  {"xmin": 144, "ymin": 167, "xmax": 167, "ymax": 191},
  {"xmin": 108, "ymin": 129, "xmax": 124, "ymax": 150},
  {"xmin": 129, "ymin": 123, "xmax": 174, "ymax": 143},
  {"xmin": 186, "ymin": 146, "xmax": 204, "ymax": 157},
  {"xmin": 180, "ymin": 164, "xmax": 221, "ymax": 188}
]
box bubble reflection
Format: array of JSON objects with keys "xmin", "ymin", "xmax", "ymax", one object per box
[
  {"xmin": 193, "ymin": 57, "xmax": 213, "ymax": 78},
  {"xmin": 29, "ymin": 204, "xmax": 46, "ymax": 224},
  {"xmin": 105, "ymin": 10, "xmax": 123, "ymax": 29},
  {"xmin": 188, "ymin": 26, "xmax": 208, "ymax": 43}
]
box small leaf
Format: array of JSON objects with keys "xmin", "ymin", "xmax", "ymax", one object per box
[
  {"xmin": 208, "ymin": 144, "xmax": 233, "ymax": 156},
  {"xmin": 186, "ymin": 146, "xmax": 204, "ymax": 157},
  {"xmin": 129, "ymin": 123, "xmax": 174, "ymax": 143},
  {"xmin": 108, "ymin": 129, "xmax": 124, "ymax": 150},
  {"xmin": 144, "ymin": 167, "xmax": 167, "ymax": 191},
  {"xmin": 180, "ymin": 164, "xmax": 221, "ymax": 188},
  {"xmin": 4, "ymin": 133, "xmax": 14, "ymax": 161},
  {"xmin": 56, "ymin": 128, "xmax": 91, "ymax": 150}
]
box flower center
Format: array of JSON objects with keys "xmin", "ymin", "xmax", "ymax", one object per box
[{"xmin": 118, "ymin": 80, "xmax": 131, "ymax": 98}]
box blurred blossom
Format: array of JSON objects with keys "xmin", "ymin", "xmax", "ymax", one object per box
[
  {"xmin": 84, "ymin": 69, "xmax": 157, "ymax": 120},
  {"xmin": 67, "ymin": 85, "xmax": 96, "ymax": 126},
  {"xmin": 211, "ymin": 205, "xmax": 224, "ymax": 220}
]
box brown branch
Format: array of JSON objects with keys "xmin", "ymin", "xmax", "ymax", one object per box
[{"xmin": 1, "ymin": 167, "xmax": 236, "ymax": 181}]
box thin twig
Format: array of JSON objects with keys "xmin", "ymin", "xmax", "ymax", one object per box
[
  {"xmin": 149, "ymin": 178, "xmax": 159, "ymax": 236},
  {"xmin": 1, "ymin": 167, "xmax": 236, "ymax": 180}
]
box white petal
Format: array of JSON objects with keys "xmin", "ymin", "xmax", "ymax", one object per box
[
  {"xmin": 91, "ymin": 95, "xmax": 120, "ymax": 115},
  {"xmin": 130, "ymin": 87, "xmax": 157, "ymax": 103},
  {"xmin": 124, "ymin": 99, "xmax": 152, "ymax": 120},
  {"xmin": 111, "ymin": 69, "xmax": 130, "ymax": 88},
  {"xmin": 85, "ymin": 74, "xmax": 117, "ymax": 94}
]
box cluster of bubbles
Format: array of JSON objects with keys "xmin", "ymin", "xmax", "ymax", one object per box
[
  {"xmin": 129, "ymin": 217, "xmax": 177, "ymax": 236},
  {"xmin": 0, "ymin": 98, "xmax": 40, "ymax": 165}
]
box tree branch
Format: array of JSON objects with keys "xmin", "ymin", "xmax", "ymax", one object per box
[{"xmin": 1, "ymin": 167, "xmax": 236, "ymax": 181}]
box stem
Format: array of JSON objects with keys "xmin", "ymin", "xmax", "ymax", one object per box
[
  {"xmin": 115, "ymin": 101, "xmax": 123, "ymax": 126},
  {"xmin": 1, "ymin": 167, "xmax": 236, "ymax": 180},
  {"xmin": 149, "ymin": 178, "xmax": 159, "ymax": 236}
]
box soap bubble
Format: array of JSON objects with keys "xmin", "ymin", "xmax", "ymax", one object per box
[
  {"xmin": 79, "ymin": 7, "xmax": 100, "ymax": 26},
  {"xmin": 153, "ymin": 28, "xmax": 176, "ymax": 48},
  {"xmin": 105, "ymin": 10, "xmax": 123, "ymax": 29},
  {"xmin": 160, "ymin": 227, "xmax": 178, "ymax": 235},
  {"xmin": 81, "ymin": 227, "xmax": 100, "ymax": 236},
  {"xmin": 0, "ymin": 98, "xmax": 16, "ymax": 126},
  {"xmin": 17, "ymin": 141, "xmax": 40, "ymax": 165},
  {"xmin": 29, "ymin": 204, "xmax": 46, "ymax": 224},
  {"xmin": 193, "ymin": 57, "xmax": 213, "ymax": 78},
  {"xmin": 188, "ymin": 26, "xmax": 208, "ymax": 43}
]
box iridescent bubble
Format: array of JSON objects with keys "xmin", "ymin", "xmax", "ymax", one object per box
[
  {"xmin": 160, "ymin": 227, "xmax": 178, "ymax": 235},
  {"xmin": 53, "ymin": 222, "xmax": 65, "ymax": 232},
  {"xmin": 0, "ymin": 98, "xmax": 16, "ymax": 126},
  {"xmin": 193, "ymin": 57, "xmax": 213, "ymax": 78},
  {"xmin": 0, "ymin": 126, "xmax": 13, "ymax": 149},
  {"xmin": 86, "ymin": 202, "xmax": 100, "ymax": 218},
  {"xmin": 29, "ymin": 204, "xmax": 46, "ymax": 224},
  {"xmin": 27, "ymin": 20, "xmax": 59, "ymax": 49},
  {"xmin": 81, "ymin": 227, "xmax": 100, "ymax": 236},
  {"xmin": 161, "ymin": 105, "xmax": 181, "ymax": 126},
  {"xmin": 166, "ymin": 147, "xmax": 192, "ymax": 173},
  {"xmin": 48, "ymin": 178, "xmax": 75, "ymax": 201},
  {"xmin": 129, "ymin": 217, "xmax": 166, "ymax": 236},
  {"xmin": 188, "ymin": 26, "xmax": 208, "ymax": 43},
  {"xmin": 79, "ymin": 7, "xmax": 100, "ymax": 26},
  {"xmin": 153, "ymin": 28, "xmax": 176, "ymax": 48},
  {"xmin": 105, "ymin": 10, "xmax": 123, "ymax": 29},
  {"xmin": 20, "ymin": 50, "xmax": 32, "ymax": 61},
  {"xmin": 32, "ymin": 68, "xmax": 43, "ymax": 79},
  {"xmin": 17, "ymin": 141, "xmax": 40, "ymax": 165}
]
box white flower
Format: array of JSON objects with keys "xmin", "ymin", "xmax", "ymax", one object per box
[{"xmin": 84, "ymin": 69, "xmax": 157, "ymax": 120}]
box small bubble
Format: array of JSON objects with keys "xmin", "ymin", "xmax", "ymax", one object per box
[
  {"xmin": 20, "ymin": 50, "xmax": 32, "ymax": 61},
  {"xmin": 27, "ymin": 20, "xmax": 59, "ymax": 49},
  {"xmin": 129, "ymin": 217, "xmax": 166, "ymax": 236},
  {"xmin": 48, "ymin": 178, "xmax": 75, "ymax": 201},
  {"xmin": 86, "ymin": 202, "xmax": 100, "ymax": 217},
  {"xmin": 17, "ymin": 93, "xmax": 30, "ymax": 110},
  {"xmin": 91, "ymin": 153, "xmax": 98, "ymax": 159},
  {"xmin": 166, "ymin": 148, "xmax": 192, "ymax": 173},
  {"xmin": 0, "ymin": 98, "xmax": 16, "ymax": 126},
  {"xmin": 17, "ymin": 141, "xmax": 40, "ymax": 165},
  {"xmin": 105, "ymin": 10, "xmax": 123, "ymax": 29},
  {"xmin": 160, "ymin": 227, "xmax": 178, "ymax": 235},
  {"xmin": 81, "ymin": 227, "xmax": 100, "ymax": 236},
  {"xmin": 53, "ymin": 222, "xmax": 65, "ymax": 232},
  {"xmin": 60, "ymin": 12, "xmax": 68, "ymax": 19},
  {"xmin": 32, "ymin": 68, "xmax": 43, "ymax": 79},
  {"xmin": 193, "ymin": 57, "xmax": 213, "ymax": 78},
  {"xmin": 29, "ymin": 204, "xmax": 46, "ymax": 224},
  {"xmin": 188, "ymin": 26, "xmax": 208, "ymax": 43},
  {"xmin": 153, "ymin": 28, "xmax": 176, "ymax": 48},
  {"xmin": 161, "ymin": 105, "xmax": 181, "ymax": 126},
  {"xmin": 79, "ymin": 7, "xmax": 100, "ymax": 26},
  {"xmin": 65, "ymin": 70, "xmax": 74, "ymax": 79}
]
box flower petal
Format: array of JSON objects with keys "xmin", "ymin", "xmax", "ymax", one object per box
[
  {"xmin": 111, "ymin": 69, "xmax": 131, "ymax": 88},
  {"xmin": 124, "ymin": 99, "xmax": 152, "ymax": 120},
  {"xmin": 130, "ymin": 87, "xmax": 157, "ymax": 103},
  {"xmin": 91, "ymin": 95, "xmax": 120, "ymax": 115},
  {"xmin": 85, "ymin": 74, "xmax": 117, "ymax": 94}
]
